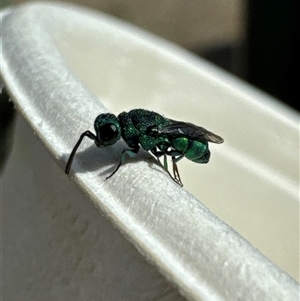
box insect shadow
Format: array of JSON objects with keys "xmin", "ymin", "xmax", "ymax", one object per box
[{"xmin": 62, "ymin": 140, "xmax": 164, "ymax": 179}]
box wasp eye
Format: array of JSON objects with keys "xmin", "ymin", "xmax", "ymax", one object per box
[
  {"xmin": 98, "ymin": 123, "xmax": 119, "ymax": 145},
  {"xmin": 94, "ymin": 113, "xmax": 121, "ymax": 147}
]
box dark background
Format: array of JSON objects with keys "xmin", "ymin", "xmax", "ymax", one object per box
[{"xmin": 246, "ymin": 0, "xmax": 299, "ymax": 112}]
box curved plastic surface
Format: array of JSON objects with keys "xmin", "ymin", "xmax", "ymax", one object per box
[{"xmin": 1, "ymin": 2, "xmax": 299, "ymax": 301}]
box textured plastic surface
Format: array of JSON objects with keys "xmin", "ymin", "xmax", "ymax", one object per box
[{"xmin": 1, "ymin": 2, "xmax": 299, "ymax": 301}]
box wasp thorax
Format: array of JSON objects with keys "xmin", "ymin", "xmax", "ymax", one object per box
[{"xmin": 94, "ymin": 113, "xmax": 121, "ymax": 146}]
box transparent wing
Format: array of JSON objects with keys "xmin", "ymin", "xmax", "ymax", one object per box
[{"xmin": 152, "ymin": 119, "xmax": 224, "ymax": 144}]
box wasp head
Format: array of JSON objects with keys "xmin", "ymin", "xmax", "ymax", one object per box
[{"xmin": 94, "ymin": 113, "xmax": 121, "ymax": 147}]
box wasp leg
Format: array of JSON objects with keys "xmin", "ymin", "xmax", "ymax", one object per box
[
  {"xmin": 171, "ymin": 155, "xmax": 184, "ymax": 186},
  {"xmin": 151, "ymin": 148, "xmax": 170, "ymax": 175},
  {"xmin": 150, "ymin": 147, "xmax": 168, "ymax": 169},
  {"xmin": 107, "ymin": 147, "xmax": 139, "ymax": 179},
  {"xmin": 163, "ymin": 149, "xmax": 184, "ymax": 186},
  {"xmin": 150, "ymin": 147, "xmax": 183, "ymax": 186}
]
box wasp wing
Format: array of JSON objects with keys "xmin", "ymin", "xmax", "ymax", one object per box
[{"xmin": 154, "ymin": 119, "xmax": 224, "ymax": 144}]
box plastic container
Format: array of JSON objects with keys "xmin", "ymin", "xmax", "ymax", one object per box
[{"xmin": 1, "ymin": 2, "xmax": 299, "ymax": 300}]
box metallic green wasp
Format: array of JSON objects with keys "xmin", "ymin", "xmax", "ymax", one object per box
[{"xmin": 65, "ymin": 109, "xmax": 224, "ymax": 186}]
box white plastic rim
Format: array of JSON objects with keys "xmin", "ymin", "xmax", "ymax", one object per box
[{"xmin": 1, "ymin": 2, "xmax": 299, "ymax": 301}]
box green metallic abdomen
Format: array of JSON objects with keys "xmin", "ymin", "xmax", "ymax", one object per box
[{"xmin": 170, "ymin": 137, "xmax": 210, "ymax": 163}]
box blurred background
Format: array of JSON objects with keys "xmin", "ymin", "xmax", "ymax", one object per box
[
  {"xmin": 1, "ymin": 0, "xmax": 299, "ymax": 111},
  {"xmin": 0, "ymin": 0, "xmax": 299, "ymax": 172}
]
